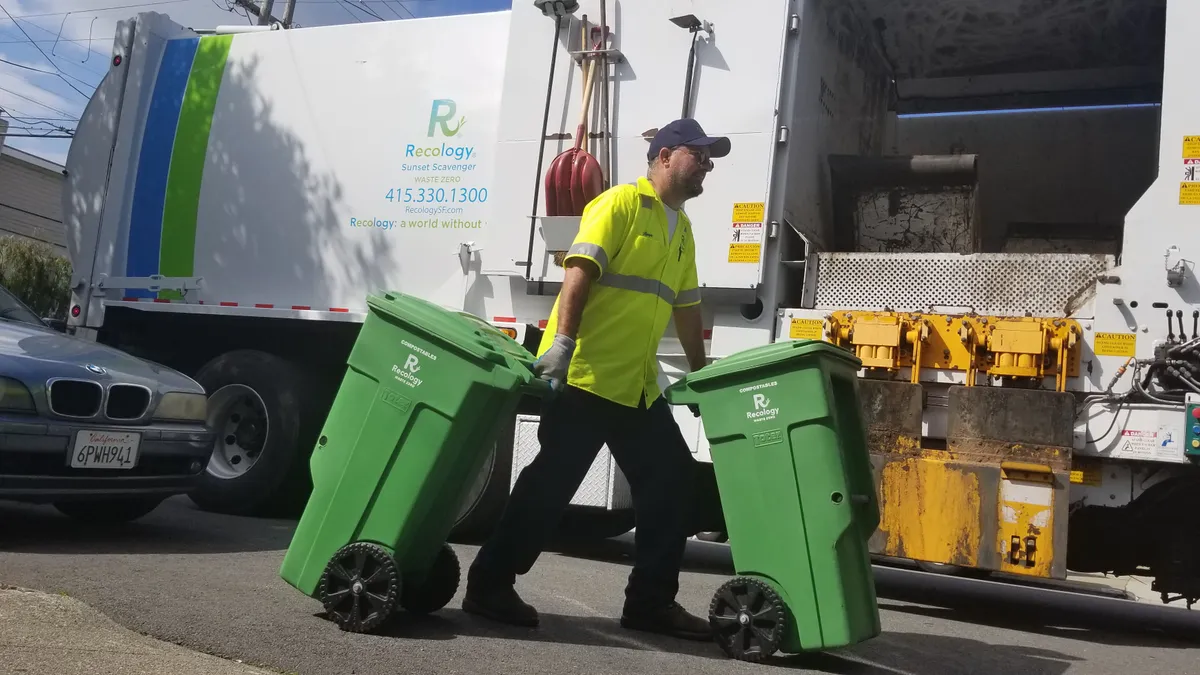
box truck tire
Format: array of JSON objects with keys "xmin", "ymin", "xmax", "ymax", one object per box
[
  {"xmin": 448, "ymin": 416, "xmax": 516, "ymax": 543},
  {"xmin": 189, "ymin": 349, "xmax": 322, "ymax": 517},
  {"xmin": 555, "ymin": 507, "xmax": 636, "ymax": 541}
]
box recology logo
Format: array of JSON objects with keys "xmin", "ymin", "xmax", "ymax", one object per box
[
  {"xmin": 404, "ymin": 98, "xmax": 475, "ymax": 161},
  {"xmin": 355, "ymin": 100, "xmax": 478, "ymax": 231},
  {"xmin": 428, "ymin": 99, "xmax": 466, "ymax": 137}
]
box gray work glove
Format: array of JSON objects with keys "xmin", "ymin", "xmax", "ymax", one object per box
[{"xmin": 533, "ymin": 334, "xmax": 575, "ymax": 392}]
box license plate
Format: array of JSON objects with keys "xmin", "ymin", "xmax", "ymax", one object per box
[{"xmin": 70, "ymin": 430, "xmax": 141, "ymax": 469}]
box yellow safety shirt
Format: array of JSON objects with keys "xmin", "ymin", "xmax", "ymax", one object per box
[{"xmin": 537, "ymin": 176, "xmax": 701, "ymax": 408}]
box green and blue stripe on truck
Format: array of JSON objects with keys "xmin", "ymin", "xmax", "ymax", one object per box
[{"xmin": 126, "ymin": 34, "xmax": 232, "ymax": 300}]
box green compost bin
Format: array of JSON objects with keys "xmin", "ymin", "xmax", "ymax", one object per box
[
  {"xmin": 279, "ymin": 290, "xmax": 550, "ymax": 633},
  {"xmin": 664, "ymin": 338, "xmax": 881, "ymax": 662}
]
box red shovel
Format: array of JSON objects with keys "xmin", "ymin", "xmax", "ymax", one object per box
[{"xmin": 544, "ymin": 29, "xmax": 604, "ymax": 216}]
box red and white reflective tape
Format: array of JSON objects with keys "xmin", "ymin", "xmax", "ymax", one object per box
[
  {"xmin": 119, "ymin": 297, "xmax": 353, "ymax": 312},
  {"xmin": 112, "ymin": 302, "xmax": 709, "ymax": 339},
  {"xmin": 490, "ymin": 316, "xmax": 548, "ymax": 329}
]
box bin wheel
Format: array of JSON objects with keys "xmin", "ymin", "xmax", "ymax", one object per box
[
  {"xmin": 708, "ymin": 576, "xmax": 786, "ymax": 663},
  {"xmin": 399, "ymin": 543, "xmax": 460, "ymax": 615},
  {"xmin": 319, "ymin": 542, "xmax": 400, "ymax": 633}
]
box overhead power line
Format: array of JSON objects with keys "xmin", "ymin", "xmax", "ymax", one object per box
[
  {"xmin": 0, "ymin": 55, "xmax": 96, "ymax": 90},
  {"xmin": 0, "ymin": 37, "xmax": 108, "ymax": 44},
  {"xmin": 0, "ymin": 128, "xmax": 74, "ymax": 137},
  {"xmin": 0, "ymin": 0, "xmax": 188, "ymax": 20},
  {"xmin": 0, "ymin": 12, "xmax": 114, "ymax": 71},
  {"xmin": 0, "ymin": 84, "xmax": 78, "ymax": 118},
  {"xmin": 1, "ymin": 106, "xmax": 76, "ymax": 126},
  {"xmin": 0, "ymin": 55, "xmax": 58, "ymax": 74},
  {"xmin": 0, "ymin": 1, "xmax": 91, "ymax": 98},
  {"xmin": 338, "ymin": 0, "xmax": 384, "ymax": 22}
]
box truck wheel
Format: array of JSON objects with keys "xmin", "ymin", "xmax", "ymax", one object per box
[
  {"xmin": 189, "ymin": 350, "xmax": 321, "ymax": 517},
  {"xmin": 555, "ymin": 507, "xmax": 636, "ymax": 541},
  {"xmin": 448, "ymin": 417, "xmax": 516, "ymax": 543}
]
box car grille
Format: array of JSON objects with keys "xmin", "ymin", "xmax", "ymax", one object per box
[
  {"xmin": 47, "ymin": 380, "xmax": 103, "ymax": 418},
  {"xmin": 106, "ymin": 384, "xmax": 151, "ymax": 420}
]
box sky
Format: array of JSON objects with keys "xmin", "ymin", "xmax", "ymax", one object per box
[{"xmin": 0, "ymin": 0, "xmax": 511, "ymax": 163}]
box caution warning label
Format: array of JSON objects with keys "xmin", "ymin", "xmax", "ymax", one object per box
[
  {"xmin": 1069, "ymin": 460, "xmax": 1103, "ymax": 487},
  {"xmin": 1094, "ymin": 332, "xmax": 1136, "ymax": 357},
  {"xmin": 1112, "ymin": 426, "xmax": 1181, "ymax": 463},
  {"xmin": 1186, "ymin": 158, "xmax": 1200, "ymax": 182},
  {"xmin": 789, "ymin": 318, "xmax": 824, "ymax": 340},
  {"xmin": 1117, "ymin": 429, "xmax": 1162, "ymax": 459},
  {"xmin": 730, "ymin": 222, "xmax": 763, "ymax": 244},
  {"xmin": 728, "ymin": 243, "xmax": 761, "ymax": 264},
  {"xmin": 1184, "ymin": 135, "xmax": 1200, "ymax": 158},
  {"xmin": 732, "ymin": 202, "xmax": 765, "ymax": 223},
  {"xmin": 1181, "ymin": 182, "xmax": 1200, "ymax": 205}
]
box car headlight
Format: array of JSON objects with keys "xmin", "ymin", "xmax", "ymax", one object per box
[
  {"xmin": 0, "ymin": 377, "xmax": 35, "ymax": 413},
  {"xmin": 153, "ymin": 392, "xmax": 208, "ymax": 422}
]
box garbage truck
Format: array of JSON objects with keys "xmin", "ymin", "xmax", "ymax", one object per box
[{"xmin": 61, "ymin": 0, "xmax": 1200, "ymax": 607}]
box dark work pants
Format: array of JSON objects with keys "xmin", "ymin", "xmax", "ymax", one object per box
[{"xmin": 470, "ymin": 384, "xmax": 697, "ymax": 612}]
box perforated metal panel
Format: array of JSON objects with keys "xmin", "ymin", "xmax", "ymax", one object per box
[
  {"xmin": 813, "ymin": 253, "xmax": 1115, "ymax": 318},
  {"xmin": 511, "ymin": 414, "xmax": 632, "ymax": 509}
]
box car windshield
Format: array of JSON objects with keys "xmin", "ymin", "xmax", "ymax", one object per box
[{"xmin": 0, "ymin": 284, "xmax": 45, "ymax": 326}]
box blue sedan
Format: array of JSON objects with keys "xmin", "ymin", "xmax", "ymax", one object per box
[{"xmin": 0, "ymin": 282, "xmax": 217, "ymax": 523}]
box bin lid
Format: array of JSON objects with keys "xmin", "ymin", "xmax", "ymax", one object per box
[
  {"xmin": 681, "ymin": 339, "xmax": 861, "ymax": 388},
  {"xmin": 366, "ymin": 291, "xmax": 537, "ymax": 373}
]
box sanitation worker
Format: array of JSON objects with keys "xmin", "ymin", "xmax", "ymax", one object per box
[{"xmin": 464, "ymin": 118, "xmax": 730, "ymax": 641}]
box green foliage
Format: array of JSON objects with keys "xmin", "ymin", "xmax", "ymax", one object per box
[{"xmin": 0, "ymin": 235, "xmax": 73, "ymax": 320}]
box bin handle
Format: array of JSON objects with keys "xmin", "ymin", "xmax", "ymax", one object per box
[
  {"xmin": 520, "ymin": 376, "xmax": 556, "ymax": 398},
  {"xmin": 453, "ymin": 310, "xmax": 510, "ymax": 343}
]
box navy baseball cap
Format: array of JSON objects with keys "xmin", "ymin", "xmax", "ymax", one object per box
[{"xmin": 647, "ymin": 118, "xmax": 731, "ymax": 160}]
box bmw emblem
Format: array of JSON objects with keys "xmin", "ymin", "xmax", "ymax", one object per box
[{"xmin": 84, "ymin": 364, "xmax": 106, "ymax": 375}]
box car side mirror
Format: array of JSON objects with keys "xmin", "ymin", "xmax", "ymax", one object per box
[{"xmin": 43, "ymin": 317, "xmax": 67, "ymax": 332}]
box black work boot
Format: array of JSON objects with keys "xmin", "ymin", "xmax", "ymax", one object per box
[
  {"xmin": 462, "ymin": 578, "xmax": 539, "ymax": 628},
  {"xmin": 620, "ymin": 601, "xmax": 711, "ymax": 641}
]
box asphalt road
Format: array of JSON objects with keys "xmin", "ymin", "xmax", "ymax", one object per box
[{"xmin": 2, "ymin": 496, "xmax": 1200, "ymax": 675}]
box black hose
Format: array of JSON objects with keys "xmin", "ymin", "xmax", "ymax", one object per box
[
  {"xmin": 1166, "ymin": 366, "xmax": 1200, "ymax": 394},
  {"xmin": 682, "ymin": 30, "xmax": 698, "ymax": 118},
  {"xmin": 524, "ymin": 14, "xmax": 563, "ymax": 281}
]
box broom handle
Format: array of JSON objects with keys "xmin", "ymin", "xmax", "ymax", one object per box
[{"xmin": 576, "ymin": 37, "xmax": 600, "ymax": 150}]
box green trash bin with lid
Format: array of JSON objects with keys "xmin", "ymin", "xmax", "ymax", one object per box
[
  {"xmin": 279, "ymin": 290, "xmax": 551, "ymax": 633},
  {"xmin": 664, "ymin": 338, "xmax": 881, "ymax": 662}
]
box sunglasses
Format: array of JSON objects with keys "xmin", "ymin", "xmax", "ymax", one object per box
[{"xmin": 675, "ymin": 145, "xmax": 713, "ymax": 166}]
